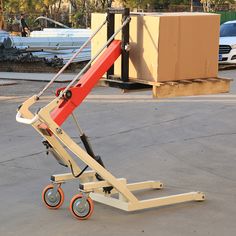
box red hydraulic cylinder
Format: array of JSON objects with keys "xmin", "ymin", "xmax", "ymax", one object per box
[{"xmin": 51, "ymin": 40, "xmax": 122, "ymax": 126}]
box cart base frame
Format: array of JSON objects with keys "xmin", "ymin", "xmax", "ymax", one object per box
[
  {"xmin": 51, "ymin": 171, "xmax": 205, "ymax": 212},
  {"xmin": 17, "ymin": 95, "xmax": 205, "ymax": 216}
]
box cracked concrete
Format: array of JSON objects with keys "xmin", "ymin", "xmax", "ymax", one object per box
[{"xmin": 0, "ymin": 70, "xmax": 236, "ymax": 236}]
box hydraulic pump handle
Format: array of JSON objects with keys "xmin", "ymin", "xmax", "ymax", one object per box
[{"xmin": 16, "ymin": 111, "xmax": 39, "ymax": 125}]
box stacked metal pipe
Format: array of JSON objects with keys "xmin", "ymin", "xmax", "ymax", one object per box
[
  {"xmin": 31, "ymin": 28, "xmax": 91, "ymax": 38},
  {"xmin": 0, "ymin": 30, "xmax": 9, "ymax": 47},
  {"xmin": 1, "ymin": 28, "xmax": 92, "ymax": 63}
]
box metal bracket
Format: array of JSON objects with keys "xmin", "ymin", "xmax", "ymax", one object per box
[
  {"xmin": 51, "ymin": 183, "xmax": 60, "ymax": 196},
  {"xmin": 78, "ymin": 190, "xmax": 89, "ymax": 208}
]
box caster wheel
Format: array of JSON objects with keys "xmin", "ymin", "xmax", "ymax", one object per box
[
  {"xmin": 70, "ymin": 194, "xmax": 94, "ymax": 220},
  {"xmin": 42, "ymin": 184, "xmax": 64, "ymax": 209}
]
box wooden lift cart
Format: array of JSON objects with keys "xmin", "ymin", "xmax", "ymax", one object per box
[{"xmin": 16, "ymin": 8, "xmax": 205, "ymax": 220}]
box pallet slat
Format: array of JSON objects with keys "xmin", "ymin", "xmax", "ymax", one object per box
[
  {"xmin": 99, "ymin": 77, "xmax": 232, "ymax": 98},
  {"xmin": 151, "ymin": 77, "xmax": 232, "ymax": 98}
]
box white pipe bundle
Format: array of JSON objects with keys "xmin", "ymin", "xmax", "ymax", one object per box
[
  {"xmin": 8, "ymin": 36, "xmax": 90, "ymax": 49},
  {"xmin": 31, "ymin": 28, "xmax": 91, "ymax": 38},
  {"xmin": 2, "ymin": 28, "xmax": 92, "ymax": 63},
  {"xmin": 32, "ymin": 49, "xmax": 91, "ymax": 63}
]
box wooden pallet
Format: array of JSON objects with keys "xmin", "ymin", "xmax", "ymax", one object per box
[
  {"xmin": 219, "ymin": 64, "xmax": 236, "ymax": 71},
  {"xmin": 129, "ymin": 77, "xmax": 232, "ymax": 98}
]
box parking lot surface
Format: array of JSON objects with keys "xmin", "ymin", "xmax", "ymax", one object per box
[{"xmin": 0, "ymin": 70, "xmax": 236, "ymax": 236}]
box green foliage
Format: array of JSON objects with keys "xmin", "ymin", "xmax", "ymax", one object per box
[
  {"xmin": 169, "ymin": 0, "xmax": 189, "ymax": 4},
  {"xmin": 3, "ymin": 0, "xmax": 236, "ymax": 29},
  {"xmin": 125, "ymin": 0, "xmax": 155, "ymax": 8},
  {"xmin": 121, "ymin": 0, "xmax": 190, "ymax": 9},
  {"xmin": 201, "ymin": 0, "xmax": 235, "ymax": 11},
  {"xmin": 4, "ymin": 0, "xmax": 62, "ymax": 14}
]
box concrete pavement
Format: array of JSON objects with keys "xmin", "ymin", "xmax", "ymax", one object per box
[
  {"xmin": 0, "ymin": 72, "xmax": 77, "ymax": 82},
  {"xmin": 0, "ymin": 70, "xmax": 235, "ymax": 236}
]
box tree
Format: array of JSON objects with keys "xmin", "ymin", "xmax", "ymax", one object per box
[
  {"xmin": 121, "ymin": 0, "xmax": 156, "ymax": 9},
  {"xmin": 4, "ymin": 0, "xmax": 63, "ymax": 16},
  {"xmin": 3, "ymin": 0, "xmax": 65, "ymax": 30},
  {"xmin": 68, "ymin": 0, "xmax": 111, "ymax": 27},
  {"xmin": 200, "ymin": 0, "xmax": 234, "ymax": 11},
  {"xmin": 117, "ymin": 0, "xmax": 172, "ymax": 10}
]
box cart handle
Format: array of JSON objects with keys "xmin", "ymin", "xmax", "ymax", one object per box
[{"xmin": 16, "ymin": 111, "xmax": 39, "ymax": 125}]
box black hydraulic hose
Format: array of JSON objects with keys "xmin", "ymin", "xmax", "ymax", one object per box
[
  {"xmin": 68, "ymin": 160, "xmax": 88, "ymax": 178},
  {"xmin": 80, "ymin": 133, "xmax": 96, "ymax": 158}
]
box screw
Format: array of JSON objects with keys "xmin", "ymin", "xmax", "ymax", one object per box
[
  {"xmin": 125, "ymin": 44, "xmax": 131, "ymax": 52},
  {"xmin": 56, "ymin": 128, "xmax": 62, "ymax": 134}
]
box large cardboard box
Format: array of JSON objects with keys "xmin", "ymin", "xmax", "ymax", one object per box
[{"xmin": 91, "ymin": 12, "xmax": 220, "ymax": 82}]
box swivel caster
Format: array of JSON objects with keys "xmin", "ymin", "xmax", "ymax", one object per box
[
  {"xmin": 42, "ymin": 184, "xmax": 64, "ymax": 209},
  {"xmin": 69, "ymin": 194, "xmax": 94, "ymax": 220}
]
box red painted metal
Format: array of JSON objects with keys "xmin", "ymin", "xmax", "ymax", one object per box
[{"xmin": 51, "ymin": 40, "xmax": 122, "ymax": 126}]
